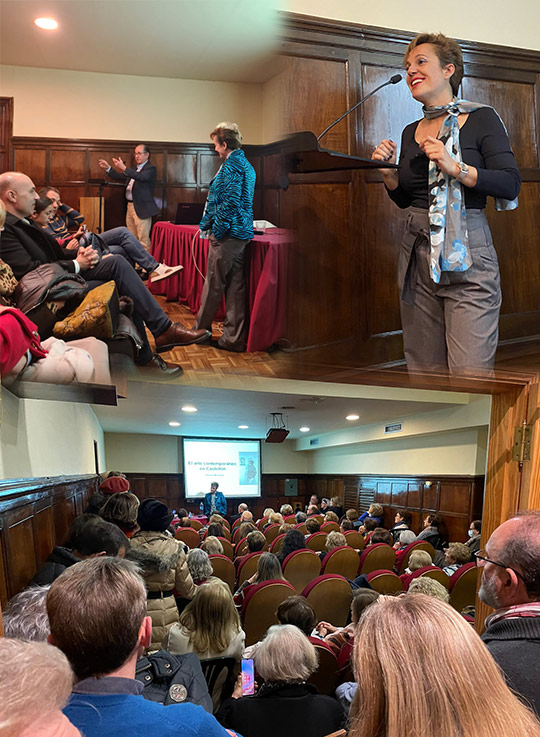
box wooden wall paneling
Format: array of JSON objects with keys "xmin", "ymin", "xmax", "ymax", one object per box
[
  {"xmin": 13, "ymin": 148, "xmax": 47, "ymax": 182},
  {"xmin": 50, "ymin": 149, "xmax": 87, "ymax": 182},
  {"xmin": 167, "ymin": 153, "xmax": 198, "ymax": 185},
  {"xmin": 32, "ymin": 500, "xmax": 55, "ymax": 569},
  {"xmin": 0, "ymin": 535, "xmax": 8, "ymax": 609},
  {"xmin": 406, "ymin": 482, "xmax": 421, "ymax": 508},
  {"xmin": 0, "ymin": 97, "xmax": 14, "ymax": 174},
  {"xmin": 52, "ymin": 489, "xmax": 77, "ymax": 548},
  {"xmin": 3, "ymin": 507, "xmax": 37, "ymax": 599},
  {"xmin": 421, "ymin": 483, "xmax": 438, "ymax": 511}
]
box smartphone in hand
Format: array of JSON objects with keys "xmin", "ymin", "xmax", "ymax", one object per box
[{"xmin": 241, "ymin": 658, "xmax": 255, "ymax": 696}]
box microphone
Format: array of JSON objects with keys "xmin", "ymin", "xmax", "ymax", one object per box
[{"xmin": 317, "ymin": 74, "xmax": 403, "ymax": 143}]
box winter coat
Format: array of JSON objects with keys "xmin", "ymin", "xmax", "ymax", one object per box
[
  {"xmin": 31, "ymin": 546, "xmax": 81, "ymax": 585},
  {"xmin": 128, "ymin": 530, "xmax": 196, "ymax": 651}
]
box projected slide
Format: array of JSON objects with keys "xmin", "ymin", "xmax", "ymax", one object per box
[{"xmin": 183, "ymin": 438, "xmax": 261, "ymax": 498}]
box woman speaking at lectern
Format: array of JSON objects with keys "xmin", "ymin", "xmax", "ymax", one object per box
[{"xmin": 372, "ymin": 33, "xmax": 521, "ymax": 374}]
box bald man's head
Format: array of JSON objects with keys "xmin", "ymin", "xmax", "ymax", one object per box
[{"xmin": 0, "ymin": 172, "xmax": 39, "ymax": 218}]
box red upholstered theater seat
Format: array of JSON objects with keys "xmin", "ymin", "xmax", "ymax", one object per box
[
  {"xmin": 283, "ymin": 514, "xmax": 297, "ymax": 524},
  {"xmin": 344, "ymin": 530, "xmax": 364, "ymax": 550},
  {"xmin": 295, "ymin": 522, "xmax": 307, "ymax": 535},
  {"xmin": 241, "ymin": 579, "xmax": 296, "ymax": 646},
  {"xmin": 174, "ymin": 527, "xmax": 200, "ymax": 549},
  {"xmin": 307, "ymin": 637, "xmax": 340, "ymax": 695},
  {"xmin": 236, "ymin": 551, "xmax": 264, "ymax": 587},
  {"xmin": 215, "ymin": 537, "xmax": 234, "ymax": 560},
  {"xmin": 365, "ymin": 569, "xmax": 404, "ymax": 595},
  {"xmin": 395, "ymin": 540, "xmax": 436, "ymax": 574},
  {"xmin": 263, "ymin": 524, "xmax": 282, "ymax": 545},
  {"xmin": 256, "ymin": 516, "xmax": 269, "ymax": 530},
  {"xmin": 406, "ymin": 565, "xmax": 451, "ymax": 590},
  {"xmin": 208, "ymin": 554, "xmax": 236, "ymax": 593},
  {"xmin": 305, "ymin": 532, "xmax": 328, "ymax": 552},
  {"xmin": 358, "ymin": 543, "xmax": 396, "ymax": 575},
  {"xmin": 282, "ymin": 549, "xmax": 321, "ymax": 593},
  {"xmin": 321, "ymin": 521, "xmax": 340, "ymax": 533},
  {"xmin": 302, "ymin": 575, "xmax": 352, "ymax": 627},
  {"xmin": 449, "ymin": 561, "xmax": 478, "ymax": 613},
  {"xmin": 190, "ymin": 519, "xmax": 203, "ymax": 531},
  {"xmin": 269, "ymin": 533, "xmax": 286, "ymax": 554},
  {"xmin": 321, "ymin": 545, "xmax": 360, "ymax": 579}
]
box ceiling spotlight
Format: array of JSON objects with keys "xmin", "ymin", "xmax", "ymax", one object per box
[
  {"xmin": 181, "ymin": 405, "xmax": 198, "ymax": 413},
  {"xmin": 34, "ymin": 17, "xmax": 58, "ymax": 30},
  {"xmin": 299, "ymin": 426, "xmax": 310, "ymax": 432},
  {"xmin": 346, "ymin": 414, "xmax": 360, "ymax": 421},
  {"xmin": 238, "ymin": 425, "xmax": 249, "ymax": 429},
  {"xmin": 168, "ymin": 421, "xmax": 181, "ymax": 427}
]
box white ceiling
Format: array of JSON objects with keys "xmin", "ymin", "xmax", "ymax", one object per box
[
  {"xmin": 93, "ymin": 379, "xmax": 473, "ymax": 440},
  {"xmin": 0, "ymin": 0, "xmax": 281, "ymax": 83}
]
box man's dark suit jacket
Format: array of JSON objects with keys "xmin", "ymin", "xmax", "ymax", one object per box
[
  {"xmin": 107, "ymin": 161, "xmax": 159, "ymax": 219},
  {"xmin": 1, "ymin": 213, "xmax": 77, "ymax": 279}
]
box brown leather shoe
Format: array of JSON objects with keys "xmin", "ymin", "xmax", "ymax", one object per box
[
  {"xmin": 139, "ymin": 354, "xmax": 184, "ymax": 380},
  {"xmin": 155, "ymin": 323, "xmax": 211, "ymax": 352}
]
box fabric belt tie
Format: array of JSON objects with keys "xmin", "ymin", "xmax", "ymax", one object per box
[{"xmin": 147, "ymin": 590, "xmax": 174, "ymax": 600}]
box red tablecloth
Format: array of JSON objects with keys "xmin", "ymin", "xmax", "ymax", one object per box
[{"xmin": 149, "ymin": 223, "xmax": 292, "ymax": 352}]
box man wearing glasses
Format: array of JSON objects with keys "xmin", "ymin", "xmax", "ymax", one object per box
[{"xmin": 476, "ymin": 511, "xmax": 540, "ymax": 717}]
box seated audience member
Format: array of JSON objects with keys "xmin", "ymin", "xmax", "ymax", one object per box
[
  {"xmin": 280, "ymin": 504, "xmax": 294, "ymax": 517},
  {"xmin": 346, "ymin": 509, "xmax": 359, "ymax": 523},
  {"xmin": 186, "ymin": 549, "xmax": 220, "ymax": 587},
  {"xmin": 340, "ymin": 519, "xmax": 354, "ymax": 533},
  {"xmin": 264, "ymin": 512, "xmax": 284, "ymax": 529},
  {"xmin": 295, "ymin": 511, "xmax": 307, "ymax": 524},
  {"xmin": 0, "ymin": 172, "xmax": 210, "ymax": 377},
  {"xmin": 239, "ymin": 510, "xmax": 253, "ymax": 524},
  {"xmin": 306, "ymin": 504, "xmax": 320, "ymax": 516},
  {"xmin": 236, "ymin": 521, "xmax": 257, "ymax": 544},
  {"xmin": 319, "ymin": 530, "xmax": 347, "ymax": 562},
  {"xmin": 3, "ymin": 585, "xmax": 50, "ymax": 641},
  {"xmin": 417, "ymin": 513, "xmax": 447, "ymax": 551},
  {"xmin": 393, "ymin": 529, "xmax": 417, "ymax": 570},
  {"xmin": 360, "ymin": 517, "xmax": 379, "ymax": 538},
  {"xmin": 304, "ymin": 494, "xmax": 319, "ymax": 513},
  {"xmin": 367, "ymin": 527, "xmax": 393, "ymax": 547},
  {"xmin": 276, "ymin": 596, "xmax": 317, "ymax": 636},
  {"xmin": 276, "ymin": 529, "xmax": 306, "ymax": 563},
  {"xmin": 479, "ymin": 511, "xmax": 540, "ymax": 717},
  {"xmin": 442, "ymin": 542, "xmax": 472, "ymax": 576},
  {"xmin": 390, "ymin": 510, "xmax": 413, "ymax": 543},
  {"xmin": 128, "ymin": 499, "xmax": 196, "ymax": 651},
  {"xmin": 206, "ymin": 522, "xmax": 225, "ymax": 539},
  {"xmin": 356, "ymin": 503, "xmax": 384, "ymax": 528},
  {"xmin": 38, "ymin": 185, "xmax": 180, "ymax": 282},
  {"xmin": 320, "ymin": 498, "xmax": 329, "ymax": 513},
  {"xmin": 218, "ymin": 625, "xmax": 345, "ymax": 737},
  {"xmin": 201, "ymin": 536, "xmax": 224, "ymax": 555},
  {"xmin": 163, "ymin": 582, "xmax": 245, "ymax": 667},
  {"xmin": 408, "ymin": 577, "xmax": 450, "ymax": 603},
  {"xmin": 278, "ymin": 523, "xmax": 294, "ymax": 536},
  {"xmin": 233, "ymin": 552, "xmax": 285, "ymax": 607},
  {"xmin": 99, "ymin": 491, "xmax": 140, "ymax": 538},
  {"xmin": 323, "ymin": 511, "xmax": 340, "ymax": 524},
  {"xmin": 326, "ymin": 496, "xmax": 344, "ymax": 519},
  {"xmin": 348, "ymin": 595, "xmax": 540, "ymax": 737},
  {"xmin": 262, "ymin": 507, "xmax": 275, "ymax": 519},
  {"xmin": 235, "ymin": 530, "xmax": 266, "ymax": 562},
  {"xmin": 305, "ymin": 517, "xmax": 321, "ymax": 535},
  {"xmin": 403, "ymin": 549, "xmax": 433, "ymax": 575},
  {"xmin": 465, "ymin": 519, "xmax": 482, "ymax": 553},
  {"xmin": 0, "ymin": 638, "xmax": 82, "ymax": 737},
  {"xmin": 47, "ymin": 558, "xmax": 234, "ymax": 737},
  {"xmin": 176, "ymin": 516, "xmax": 192, "ymax": 529},
  {"xmin": 85, "ymin": 473, "xmax": 130, "ymax": 515},
  {"xmin": 230, "ymin": 503, "xmax": 248, "ymax": 525},
  {"xmin": 32, "ymin": 514, "xmax": 128, "ymax": 585}
]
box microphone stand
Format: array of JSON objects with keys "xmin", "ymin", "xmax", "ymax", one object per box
[{"xmin": 96, "ymin": 181, "xmax": 107, "ymax": 234}]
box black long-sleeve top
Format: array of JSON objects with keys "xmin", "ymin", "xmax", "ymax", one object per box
[{"xmin": 387, "ymin": 107, "xmax": 521, "ymax": 210}]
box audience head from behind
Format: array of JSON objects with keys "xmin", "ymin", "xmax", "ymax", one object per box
[
  {"xmin": 396, "ymin": 530, "xmax": 416, "ymax": 549},
  {"xmin": 305, "ymin": 517, "xmax": 321, "ymax": 535},
  {"xmin": 3, "ymin": 585, "xmax": 51, "ymax": 642},
  {"xmin": 186, "ymin": 548, "xmax": 214, "ymax": 585},
  {"xmin": 255, "ymin": 552, "xmax": 285, "ymax": 583},
  {"xmin": 0, "ymin": 638, "xmax": 81, "ymax": 737},
  {"xmin": 351, "ymin": 589, "xmax": 380, "ymax": 624},
  {"xmin": 324, "ymin": 511, "xmax": 339, "ymax": 524},
  {"xmin": 137, "ymin": 498, "xmax": 173, "ymax": 533},
  {"xmin": 262, "ymin": 507, "xmax": 275, "ymax": 519},
  {"xmin": 444, "ymin": 542, "xmax": 471, "ymax": 567},
  {"xmin": 295, "ymin": 511, "xmax": 307, "ymax": 524},
  {"xmin": 177, "ymin": 517, "xmax": 192, "ymax": 528},
  {"xmin": 277, "ymin": 596, "xmax": 317, "ymax": 635},
  {"xmin": 407, "ymin": 550, "xmax": 433, "ymax": 571},
  {"xmin": 30, "ymin": 196, "xmax": 55, "ymax": 226},
  {"xmin": 245, "ymin": 530, "xmax": 266, "ymax": 553},
  {"xmin": 362, "ymin": 518, "xmax": 379, "ymax": 534},
  {"xmin": 207, "ymin": 522, "xmax": 224, "ymax": 538},
  {"xmin": 99, "ymin": 474, "xmax": 130, "ymax": 495},
  {"xmin": 240, "ymin": 510, "xmax": 253, "ymax": 524},
  {"xmin": 255, "ymin": 624, "xmax": 318, "ymax": 685},
  {"xmin": 280, "ymin": 504, "xmax": 293, "ymax": 517},
  {"xmin": 349, "ymin": 594, "xmax": 540, "ymax": 737},
  {"xmin": 267, "ymin": 512, "xmax": 284, "ymax": 527},
  {"xmin": 325, "ymin": 531, "xmax": 347, "ymax": 552},
  {"xmin": 237, "ymin": 502, "xmax": 248, "ymax": 514},
  {"xmin": 369, "ymin": 528, "xmax": 393, "ymax": 546},
  {"xmin": 201, "ymin": 536, "xmax": 224, "ymax": 555},
  {"xmin": 408, "ymin": 577, "xmax": 450, "ymax": 603},
  {"xmin": 340, "ymin": 519, "xmax": 354, "ymax": 532},
  {"xmin": 99, "ymin": 492, "xmax": 140, "ymax": 538},
  {"xmin": 307, "ymin": 504, "xmax": 320, "ymax": 516},
  {"xmin": 346, "ymin": 509, "xmax": 359, "ymax": 522},
  {"xmin": 278, "ymin": 528, "xmax": 306, "ymax": 561},
  {"xmin": 278, "ymin": 523, "xmax": 294, "ymax": 536},
  {"xmin": 66, "ymin": 513, "xmax": 129, "ymax": 558},
  {"xmin": 237, "ymin": 521, "xmax": 257, "ymax": 541}
]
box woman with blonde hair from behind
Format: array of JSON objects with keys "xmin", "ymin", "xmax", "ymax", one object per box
[{"xmin": 349, "ymin": 594, "xmax": 540, "ymax": 737}]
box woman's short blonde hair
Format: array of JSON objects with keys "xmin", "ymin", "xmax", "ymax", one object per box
[
  {"xmin": 201, "ymin": 536, "xmax": 224, "ymax": 555},
  {"xmin": 408, "ymin": 577, "xmax": 450, "ymax": 603},
  {"xmin": 446, "ymin": 542, "xmax": 472, "ymax": 565},
  {"xmin": 210, "ymin": 122, "xmax": 242, "ymax": 150},
  {"xmin": 408, "ymin": 550, "xmax": 433, "ymax": 570},
  {"xmin": 325, "ymin": 531, "xmax": 347, "ymax": 551},
  {"xmin": 404, "ymin": 33, "xmax": 464, "ymax": 96},
  {"xmin": 324, "ymin": 511, "xmax": 339, "ymax": 523},
  {"xmin": 255, "ymin": 624, "xmax": 318, "ymax": 683},
  {"xmin": 280, "ymin": 504, "xmax": 293, "ymax": 516}
]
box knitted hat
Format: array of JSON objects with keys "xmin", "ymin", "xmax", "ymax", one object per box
[
  {"xmin": 137, "ymin": 498, "xmax": 174, "ymax": 532},
  {"xmin": 99, "ymin": 476, "xmax": 130, "ymax": 494}
]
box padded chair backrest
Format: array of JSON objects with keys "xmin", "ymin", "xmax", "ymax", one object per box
[
  {"xmin": 282, "ymin": 549, "xmax": 322, "ymax": 593},
  {"xmin": 231, "ymin": 517, "xmax": 242, "ymax": 530},
  {"xmin": 365, "ymin": 569, "xmax": 404, "ymax": 595},
  {"xmin": 302, "ymin": 575, "xmax": 352, "ymax": 627},
  {"xmin": 263, "ymin": 524, "xmax": 281, "ymax": 544},
  {"xmin": 234, "ymin": 537, "xmax": 249, "ymax": 558},
  {"xmin": 307, "ymin": 637, "xmax": 340, "ymax": 695},
  {"xmin": 190, "ymin": 519, "xmax": 203, "ymax": 531},
  {"xmin": 284, "ymin": 514, "xmax": 297, "ymax": 524},
  {"xmin": 208, "ymin": 554, "xmax": 236, "ymax": 593},
  {"xmin": 295, "ymin": 522, "xmax": 307, "ymax": 535},
  {"xmin": 409, "ymin": 566, "xmax": 451, "ymax": 589},
  {"xmin": 397, "ymin": 541, "xmax": 436, "ymax": 574},
  {"xmin": 256, "ymin": 516, "xmax": 269, "ymax": 530},
  {"xmin": 321, "ymin": 545, "xmax": 360, "ymax": 579},
  {"xmin": 202, "ymin": 526, "xmax": 231, "ymax": 542},
  {"xmin": 321, "ymin": 521, "xmax": 340, "ymax": 533},
  {"xmin": 214, "ymin": 537, "xmax": 234, "ymax": 560},
  {"xmin": 309, "ymin": 515, "xmax": 324, "ymax": 524},
  {"xmin": 174, "ymin": 527, "xmax": 200, "ymax": 549},
  {"xmin": 200, "ymin": 656, "xmax": 236, "ymax": 713},
  {"xmin": 232, "ymin": 527, "xmax": 244, "ymax": 544},
  {"xmin": 344, "ymin": 530, "xmax": 365, "ymax": 550},
  {"xmin": 236, "ymin": 551, "xmax": 264, "ymax": 587},
  {"xmin": 242, "ymin": 580, "xmax": 296, "ymax": 646},
  {"xmin": 449, "ymin": 562, "xmax": 478, "ymax": 613},
  {"xmin": 358, "ymin": 544, "xmax": 396, "ymax": 575},
  {"xmin": 221, "ymin": 519, "xmax": 231, "ymax": 531},
  {"xmin": 269, "ymin": 533, "xmax": 286, "ymax": 554},
  {"xmin": 305, "ymin": 532, "xmax": 328, "ymax": 552}
]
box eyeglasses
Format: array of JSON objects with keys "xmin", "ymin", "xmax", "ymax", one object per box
[{"xmin": 474, "ymin": 549, "xmax": 525, "ymax": 581}]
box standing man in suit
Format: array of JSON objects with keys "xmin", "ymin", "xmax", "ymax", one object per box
[
  {"xmin": 99, "ymin": 144, "xmax": 159, "ymax": 253},
  {"xmin": 203, "ymin": 482, "xmax": 227, "ymax": 518}
]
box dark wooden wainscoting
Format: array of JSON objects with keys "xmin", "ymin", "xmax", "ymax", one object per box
[
  {"xmin": 127, "ymin": 471, "xmax": 483, "ymax": 543},
  {"xmin": 277, "ymin": 15, "xmax": 540, "ymax": 365},
  {"xmin": 0, "ymin": 475, "xmax": 97, "ymax": 607}
]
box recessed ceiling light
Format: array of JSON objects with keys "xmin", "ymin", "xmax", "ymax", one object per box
[
  {"xmin": 34, "ymin": 17, "xmax": 58, "ymax": 30},
  {"xmin": 238, "ymin": 425, "xmax": 249, "ymax": 429},
  {"xmin": 168, "ymin": 421, "xmax": 181, "ymax": 427},
  {"xmin": 299, "ymin": 426, "xmax": 310, "ymax": 432},
  {"xmin": 181, "ymin": 405, "xmax": 198, "ymax": 413},
  {"xmin": 346, "ymin": 414, "xmax": 360, "ymax": 421}
]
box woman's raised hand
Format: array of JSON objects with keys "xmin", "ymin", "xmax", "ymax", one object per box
[{"xmin": 371, "ymin": 139, "xmax": 397, "ymax": 165}]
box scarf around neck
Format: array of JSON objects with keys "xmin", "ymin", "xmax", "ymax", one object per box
[{"xmin": 423, "ymin": 98, "xmax": 518, "ymax": 283}]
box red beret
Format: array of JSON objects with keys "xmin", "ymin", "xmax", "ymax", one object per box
[{"xmin": 99, "ymin": 476, "xmax": 130, "ymax": 494}]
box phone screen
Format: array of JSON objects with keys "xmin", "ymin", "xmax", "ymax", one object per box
[{"xmin": 241, "ymin": 658, "xmax": 255, "ymax": 695}]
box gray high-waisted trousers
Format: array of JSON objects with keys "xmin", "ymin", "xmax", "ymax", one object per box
[{"xmin": 398, "ymin": 207, "xmax": 501, "ymax": 373}]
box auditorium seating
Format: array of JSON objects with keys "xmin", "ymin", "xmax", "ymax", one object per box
[
  {"xmin": 190, "ymin": 519, "xmax": 203, "ymax": 531},
  {"xmin": 449, "ymin": 562, "xmax": 478, "ymax": 613},
  {"xmin": 307, "ymin": 637, "xmax": 340, "ymax": 695},
  {"xmin": 358, "ymin": 543, "xmax": 396, "ymax": 575},
  {"xmin": 242, "ymin": 579, "xmax": 296, "ymax": 645},
  {"xmin": 321, "ymin": 545, "xmax": 360, "ymax": 579},
  {"xmin": 407, "ymin": 566, "xmax": 451, "ymax": 589},
  {"xmin": 256, "ymin": 517, "xmax": 269, "ymax": 530},
  {"xmin": 208, "ymin": 554, "xmax": 236, "ymax": 593},
  {"xmin": 174, "ymin": 527, "xmax": 200, "ymax": 549},
  {"xmin": 283, "ymin": 514, "xmax": 297, "ymax": 524},
  {"xmin": 365, "ymin": 569, "xmax": 404, "ymax": 594},
  {"xmin": 295, "ymin": 522, "xmax": 307, "ymax": 535},
  {"xmin": 321, "ymin": 521, "xmax": 340, "ymax": 533},
  {"xmin": 263, "ymin": 524, "xmax": 281, "ymax": 544},
  {"xmin": 269, "ymin": 534, "xmax": 286, "ymax": 554},
  {"xmin": 344, "ymin": 530, "xmax": 364, "ymax": 550},
  {"xmin": 200, "ymin": 656, "xmax": 236, "ymax": 713},
  {"xmin": 215, "ymin": 537, "xmax": 234, "ymax": 559},
  {"xmin": 302, "ymin": 575, "xmax": 352, "ymax": 627},
  {"xmin": 232, "ymin": 527, "xmax": 245, "ymax": 544},
  {"xmin": 282, "ymin": 549, "xmax": 322, "ymax": 593},
  {"xmin": 396, "ymin": 541, "xmax": 436, "ymax": 574},
  {"xmin": 236, "ymin": 551, "xmax": 264, "ymax": 587},
  {"xmin": 305, "ymin": 532, "xmax": 328, "ymax": 552}
]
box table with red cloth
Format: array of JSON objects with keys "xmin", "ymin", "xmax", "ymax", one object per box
[{"xmin": 148, "ymin": 222, "xmax": 292, "ymax": 352}]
